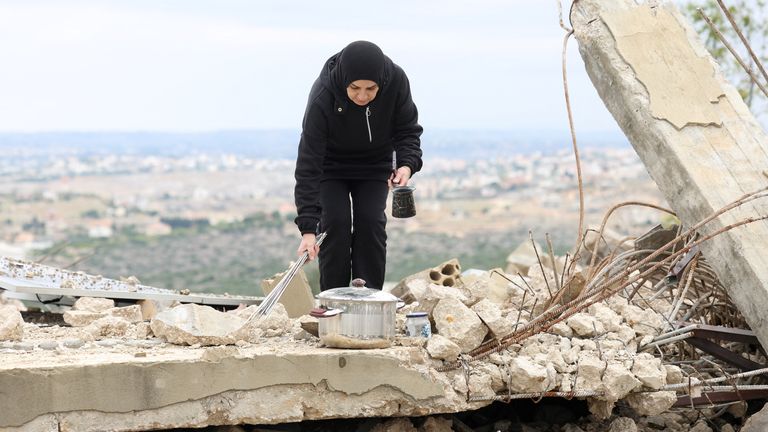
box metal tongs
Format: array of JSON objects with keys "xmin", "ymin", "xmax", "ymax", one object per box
[{"xmin": 244, "ymin": 232, "xmax": 327, "ymax": 324}]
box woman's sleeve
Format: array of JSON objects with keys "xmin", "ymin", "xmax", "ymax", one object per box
[
  {"xmin": 294, "ymin": 102, "xmax": 328, "ymax": 234},
  {"xmin": 393, "ymin": 71, "xmax": 424, "ymax": 175}
]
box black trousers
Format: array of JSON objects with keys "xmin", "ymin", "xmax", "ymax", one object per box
[{"xmin": 319, "ymin": 179, "xmax": 388, "ymax": 291}]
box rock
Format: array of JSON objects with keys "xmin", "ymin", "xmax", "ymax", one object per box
[
  {"xmin": 741, "ymin": 401, "xmax": 768, "ymax": 432},
  {"xmin": 137, "ymin": 299, "xmax": 160, "ymax": 320},
  {"xmin": 420, "ymin": 283, "xmax": 470, "ymax": 317},
  {"xmin": 391, "ymin": 273, "xmax": 431, "ymax": 304},
  {"xmin": 87, "ymin": 316, "xmax": 132, "ymax": 338},
  {"xmin": 73, "ymin": 297, "xmax": 115, "ymax": 312},
  {"xmin": 601, "ymin": 363, "xmax": 641, "ymax": 401},
  {"xmin": 418, "ymin": 416, "xmax": 452, "ymax": 432},
  {"xmin": 432, "ymin": 297, "xmax": 488, "ymax": 353},
  {"xmin": 619, "ymin": 303, "xmax": 665, "ymax": 336},
  {"xmin": 505, "ymin": 240, "xmax": 542, "ymax": 277},
  {"xmin": 426, "ymin": 334, "xmax": 461, "ymax": 362},
  {"xmin": 12, "ymin": 342, "xmax": 34, "ymax": 351},
  {"xmin": 460, "ymin": 275, "xmax": 489, "ymax": 306},
  {"xmin": 0, "ymin": 294, "xmax": 26, "ymax": 312},
  {"xmin": 467, "ymin": 367, "xmax": 496, "ymax": 398},
  {"xmin": 561, "ymin": 425, "xmax": 585, "ymax": 432},
  {"xmin": 609, "ymin": 417, "xmax": 637, "ymax": 432},
  {"xmin": 727, "ymin": 401, "xmax": 748, "ymax": 418},
  {"xmin": 107, "ymin": 305, "xmax": 144, "ymax": 323},
  {"xmin": 587, "ymin": 398, "xmax": 614, "ymax": 419},
  {"xmin": 261, "ymin": 267, "xmax": 314, "ymax": 318},
  {"xmin": 63, "ymin": 310, "xmax": 107, "ymax": 327},
  {"xmin": 625, "ymin": 391, "xmax": 677, "ymax": 416},
  {"xmin": 0, "ymin": 305, "xmax": 24, "ymax": 341},
  {"xmin": 507, "ymin": 356, "xmax": 554, "ymax": 393},
  {"xmin": 644, "ymin": 416, "xmax": 666, "ymax": 430},
  {"xmin": 549, "ymin": 322, "xmax": 573, "ymax": 338},
  {"xmin": 720, "ymin": 424, "xmax": 735, "ymax": 432},
  {"xmin": 566, "ymin": 313, "xmax": 604, "ymax": 337},
  {"xmin": 664, "ymin": 364, "xmax": 684, "ymax": 384},
  {"xmin": 471, "ymin": 299, "xmax": 513, "ymax": 338},
  {"xmin": 371, "ymin": 417, "xmax": 418, "ymax": 432},
  {"xmin": 133, "ymin": 322, "xmax": 153, "ymax": 339},
  {"xmin": 631, "ymin": 353, "xmax": 667, "ymax": 389},
  {"xmin": 150, "ymin": 303, "xmax": 245, "ymax": 346},
  {"xmin": 235, "ymin": 303, "xmax": 293, "ymax": 339},
  {"xmin": 588, "ymin": 303, "xmax": 623, "ymax": 332},
  {"xmin": 575, "ymin": 354, "xmax": 605, "ymax": 392}
]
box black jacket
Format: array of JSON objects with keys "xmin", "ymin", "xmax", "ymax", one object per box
[{"xmin": 294, "ymin": 51, "xmax": 423, "ymax": 234}]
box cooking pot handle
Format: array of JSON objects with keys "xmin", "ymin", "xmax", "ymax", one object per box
[{"xmin": 309, "ymin": 307, "xmax": 344, "ymax": 318}]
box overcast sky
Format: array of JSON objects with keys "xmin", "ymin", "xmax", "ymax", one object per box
[{"xmin": 0, "ymin": 1, "xmax": 640, "ymax": 133}]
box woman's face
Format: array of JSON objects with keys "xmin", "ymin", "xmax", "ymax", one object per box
[{"xmin": 346, "ymin": 80, "xmax": 379, "ymax": 106}]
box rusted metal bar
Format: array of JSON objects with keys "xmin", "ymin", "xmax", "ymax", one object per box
[{"xmin": 686, "ymin": 337, "xmax": 765, "ymax": 371}]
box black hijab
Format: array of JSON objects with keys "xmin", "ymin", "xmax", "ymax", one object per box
[{"xmin": 332, "ymin": 41, "xmax": 386, "ymax": 89}]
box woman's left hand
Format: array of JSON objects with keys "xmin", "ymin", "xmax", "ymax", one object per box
[{"xmin": 389, "ymin": 166, "xmax": 412, "ymax": 188}]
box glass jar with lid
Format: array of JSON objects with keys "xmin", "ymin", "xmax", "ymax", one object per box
[{"xmin": 404, "ymin": 312, "xmax": 431, "ymax": 338}]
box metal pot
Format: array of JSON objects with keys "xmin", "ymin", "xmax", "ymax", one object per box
[{"xmin": 310, "ymin": 279, "xmax": 399, "ymax": 349}]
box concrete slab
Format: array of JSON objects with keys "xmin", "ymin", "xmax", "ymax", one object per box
[
  {"xmin": 572, "ymin": 0, "xmax": 768, "ymax": 348},
  {"xmin": 0, "ymin": 341, "xmax": 477, "ymax": 431}
]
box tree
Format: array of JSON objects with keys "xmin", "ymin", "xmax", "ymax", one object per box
[{"xmin": 684, "ymin": 0, "xmax": 768, "ymax": 109}]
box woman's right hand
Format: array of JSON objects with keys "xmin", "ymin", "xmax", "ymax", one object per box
[{"xmin": 298, "ymin": 233, "xmax": 320, "ymax": 261}]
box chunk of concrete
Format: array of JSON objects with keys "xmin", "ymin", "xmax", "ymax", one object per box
[
  {"xmin": 87, "ymin": 316, "xmax": 132, "ymax": 338},
  {"xmin": 566, "ymin": 313, "xmax": 605, "ymax": 337},
  {"xmin": 421, "ymin": 284, "xmax": 470, "ymax": 318},
  {"xmin": 631, "ymin": 354, "xmax": 667, "ymax": 389},
  {"xmin": 507, "ymin": 356, "xmax": 554, "ymax": 393},
  {"xmin": 741, "ymin": 402, "xmax": 768, "ymax": 432},
  {"xmin": 432, "ymin": 297, "xmax": 488, "ymax": 353},
  {"xmin": 0, "ymin": 305, "xmax": 24, "ymax": 341},
  {"xmin": 371, "ymin": 418, "xmax": 418, "ymax": 432},
  {"xmin": 619, "ymin": 303, "xmax": 665, "ymax": 337},
  {"xmin": 471, "ymin": 299, "xmax": 513, "ymax": 338},
  {"xmin": 261, "ymin": 267, "xmax": 314, "ymax": 319},
  {"xmin": 601, "ymin": 363, "xmax": 641, "ymax": 401},
  {"xmin": 63, "ymin": 310, "xmax": 107, "ymax": 327},
  {"xmin": 150, "ymin": 304, "xmax": 245, "ymax": 346},
  {"xmin": 418, "ymin": 416, "xmax": 453, "ymax": 432},
  {"xmin": 626, "ymin": 391, "xmax": 677, "ymax": 416},
  {"xmin": 588, "ymin": 303, "xmax": 623, "ymax": 332},
  {"xmin": 426, "ymin": 334, "xmax": 461, "ymax": 362},
  {"xmin": 575, "ymin": 354, "xmax": 605, "ymax": 392},
  {"xmin": 107, "ymin": 305, "xmax": 144, "ymax": 323},
  {"xmin": 664, "ymin": 364, "xmax": 684, "ymax": 385},
  {"xmin": 609, "ymin": 417, "xmax": 638, "ymax": 432},
  {"xmin": 234, "ymin": 303, "xmax": 294, "ymax": 339},
  {"xmin": 73, "ymin": 297, "xmax": 115, "ymax": 313}
]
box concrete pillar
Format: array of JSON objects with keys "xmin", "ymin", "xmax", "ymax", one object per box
[{"xmin": 572, "ymin": 1, "xmax": 768, "ymax": 346}]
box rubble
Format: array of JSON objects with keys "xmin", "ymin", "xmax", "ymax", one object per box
[
  {"xmin": 150, "ymin": 303, "xmax": 245, "ymax": 346},
  {"xmin": 432, "ymin": 297, "xmax": 487, "ymax": 353},
  {"xmin": 0, "ymin": 305, "xmax": 24, "ymax": 341}
]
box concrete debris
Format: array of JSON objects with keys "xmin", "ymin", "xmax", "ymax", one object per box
[
  {"xmin": 392, "ymin": 259, "xmax": 464, "ymax": 303},
  {"xmin": 631, "ymin": 354, "xmax": 667, "ymax": 390},
  {"xmin": 65, "ymin": 305, "xmax": 145, "ymax": 327},
  {"xmin": 371, "ymin": 417, "xmax": 418, "ymax": 432},
  {"xmin": 0, "ymin": 305, "xmax": 24, "ymax": 341},
  {"xmin": 625, "ymin": 391, "xmax": 677, "ymax": 416},
  {"xmin": 426, "ymin": 334, "xmax": 461, "ymax": 362},
  {"xmin": 471, "ymin": 299, "xmax": 513, "ymax": 338},
  {"xmin": 107, "ymin": 305, "xmax": 144, "ymax": 323},
  {"xmin": 73, "ymin": 297, "xmax": 115, "ymax": 312},
  {"xmin": 601, "ymin": 363, "xmax": 642, "ymax": 401},
  {"xmin": 507, "ymin": 356, "xmax": 555, "ymax": 393},
  {"xmin": 418, "ymin": 416, "xmax": 452, "ymax": 432},
  {"xmin": 419, "ymin": 283, "xmax": 470, "ymax": 317},
  {"xmin": 432, "ymin": 297, "xmax": 488, "ymax": 353},
  {"xmin": 87, "ymin": 316, "xmax": 133, "ymax": 339},
  {"xmin": 261, "ymin": 267, "xmax": 314, "ymax": 318},
  {"xmin": 504, "ymin": 240, "xmax": 542, "ymax": 277},
  {"xmin": 233, "ymin": 303, "xmax": 295, "ymax": 339},
  {"xmin": 566, "ymin": 313, "xmax": 605, "ymax": 337},
  {"xmin": 608, "ymin": 417, "xmax": 638, "ymax": 432},
  {"xmin": 741, "ymin": 402, "xmax": 768, "ymax": 432},
  {"xmin": 0, "ymin": 294, "xmax": 26, "ymax": 312},
  {"xmin": 150, "ymin": 303, "xmax": 245, "ymax": 346}
]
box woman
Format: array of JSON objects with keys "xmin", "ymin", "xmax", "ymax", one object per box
[{"xmin": 294, "ymin": 40, "xmax": 423, "ymax": 291}]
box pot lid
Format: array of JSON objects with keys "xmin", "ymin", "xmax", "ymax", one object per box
[{"xmin": 317, "ymin": 287, "xmax": 399, "ymax": 303}]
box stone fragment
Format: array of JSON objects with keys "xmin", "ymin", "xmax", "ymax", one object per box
[
  {"xmin": 740, "ymin": 402, "xmax": 768, "ymax": 432},
  {"xmin": 63, "ymin": 310, "xmax": 107, "ymax": 327},
  {"xmin": 625, "ymin": 391, "xmax": 677, "ymax": 416},
  {"xmin": 645, "ymin": 416, "xmax": 666, "ymax": 430},
  {"xmin": 631, "ymin": 353, "xmax": 667, "ymax": 389},
  {"xmin": 418, "ymin": 417, "xmax": 452, "ymax": 432},
  {"xmin": 420, "ymin": 284, "xmax": 470, "ymax": 317},
  {"xmin": 587, "ymin": 398, "xmax": 614, "ymax": 419},
  {"xmin": 107, "ymin": 305, "xmax": 144, "ymax": 323},
  {"xmin": 721, "ymin": 425, "xmax": 735, "ymax": 432},
  {"xmin": 727, "ymin": 401, "xmax": 748, "ymax": 419},
  {"xmin": 618, "ymin": 303, "xmax": 665, "ymax": 336},
  {"xmin": 73, "ymin": 297, "xmax": 115, "ymax": 312},
  {"xmin": 0, "ymin": 305, "xmax": 24, "ymax": 341},
  {"xmin": 426, "ymin": 334, "xmax": 461, "ymax": 362},
  {"xmin": 12, "ymin": 342, "xmax": 34, "ymax": 351},
  {"xmin": 133, "ymin": 322, "xmax": 152, "ymax": 339},
  {"xmin": 549, "ymin": 322, "xmax": 573, "ymax": 338},
  {"xmin": 575, "ymin": 354, "xmax": 605, "ymax": 392},
  {"xmin": 505, "ymin": 240, "xmax": 542, "ymax": 277},
  {"xmin": 601, "ymin": 363, "xmax": 641, "ymax": 401},
  {"xmin": 0, "ymin": 294, "xmax": 26, "ymax": 311},
  {"xmin": 588, "ymin": 303, "xmax": 623, "ymax": 332},
  {"xmin": 151, "ymin": 304, "xmax": 245, "ymax": 346},
  {"xmin": 38, "ymin": 341, "xmax": 59, "ymax": 350},
  {"xmin": 689, "ymin": 420, "xmax": 713, "ymax": 432},
  {"xmin": 137, "ymin": 299, "xmax": 159, "ymax": 320},
  {"xmin": 63, "ymin": 339, "xmax": 85, "ymax": 349},
  {"xmin": 471, "ymin": 299, "xmax": 513, "ymax": 338},
  {"xmin": 467, "ymin": 367, "xmax": 495, "ymax": 398},
  {"xmin": 561, "ymin": 425, "xmax": 585, "ymax": 432},
  {"xmin": 609, "ymin": 417, "xmax": 638, "ymax": 432},
  {"xmin": 459, "ymin": 274, "xmax": 489, "ymax": 306},
  {"xmin": 87, "ymin": 316, "xmax": 132, "ymax": 338},
  {"xmin": 432, "ymin": 297, "xmax": 488, "ymax": 353},
  {"xmin": 566, "ymin": 313, "xmax": 604, "ymax": 337},
  {"xmin": 664, "ymin": 364, "xmax": 684, "ymax": 384},
  {"xmin": 235, "ymin": 303, "xmax": 293, "ymax": 339},
  {"xmin": 507, "ymin": 356, "xmax": 554, "ymax": 393},
  {"xmin": 261, "ymin": 267, "xmax": 313, "ymax": 318}
]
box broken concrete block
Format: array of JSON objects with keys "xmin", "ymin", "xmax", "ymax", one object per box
[
  {"xmin": 618, "ymin": 303, "xmax": 665, "ymax": 336},
  {"xmin": 235, "ymin": 303, "xmax": 294, "ymax": 339},
  {"xmin": 601, "ymin": 363, "xmax": 641, "ymax": 401},
  {"xmin": 742, "ymin": 402, "xmax": 768, "ymax": 432},
  {"xmin": 428, "ymin": 259, "xmax": 463, "ymax": 288},
  {"xmin": 432, "ymin": 297, "xmax": 488, "ymax": 353},
  {"xmin": 63, "ymin": 310, "xmax": 107, "ymax": 327},
  {"xmin": 393, "ymin": 259, "xmax": 464, "ymax": 303},
  {"xmin": 420, "ymin": 283, "xmax": 470, "ymax": 318},
  {"xmin": 575, "ymin": 353, "xmax": 605, "ymax": 392},
  {"xmin": 631, "ymin": 353, "xmax": 667, "ymax": 389},
  {"xmin": 0, "ymin": 305, "xmax": 24, "ymax": 341},
  {"xmin": 0, "ymin": 294, "xmax": 26, "ymax": 312},
  {"xmin": 588, "ymin": 303, "xmax": 623, "ymax": 332},
  {"xmin": 625, "ymin": 391, "xmax": 677, "ymax": 416},
  {"xmin": 426, "ymin": 334, "xmax": 461, "ymax": 362},
  {"xmin": 505, "ymin": 240, "xmax": 542, "ymax": 277},
  {"xmin": 608, "ymin": 417, "xmax": 638, "ymax": 432},
  {"xmin": 392, "ymin": 277, "xmax": 430, "ymax": 305},
  {"xmin": 549, "ymin": 322, "xmax": 573, "ymax": 338},
  {"xmin": 486, "ymin": 269, "xmax": 518, "ymax": 304},
  {"xmin": 467, "ymin": 367, "xmax": 496, "ymax": 399},
  {"xmin": 418, "ymin": 416, "xmax": 453, "ymax": 432},
  {"xmin": 566, "ymin": 313, "xmax": 605, "ymax": 337},
  {"xmin": 73, "ymin": 297, "xmax": 115, "ymax": 313},
  {"xmin": 261, "ymin": 267, "xmax": 313, "ymax": 318},
  {"xmin": 587, "ymin": 398, "xmax": 615, "ymax": 419},
  {"xmin": 150, "ymin": 304, "xmax": 245, "ymax": 346},
  {"xmin": 137, "ymin": 299, "xmax": 159, "ymax": 320},
  {"xmin": 507, "ymin": 356, "xmax": 554, "ymax": 393},
  {"xmin": 459, "ymin": 275, "xmax": 489, "ymax": 307},
  {"xmin": 664, "ymin": 364, "xmax": 684, "ymax": 384},
  {"xmin": 107, "ymin": 305, "xmax": 144, "ymax": 323},
  {"xmin": 471, "ymin": 299, "xmax": 513, "ymax": 338},
  {"xmin": 689, "ymin": 420, "xmax": 714, "ymax": 432},
  {"xmin": 87, "ymin": 316, "xmax": 132, "ymax": 338}
]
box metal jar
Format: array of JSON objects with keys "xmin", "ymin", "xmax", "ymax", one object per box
[{"xmin": 311, "ymin": 282, "xmax": 399, "ymax": 349}]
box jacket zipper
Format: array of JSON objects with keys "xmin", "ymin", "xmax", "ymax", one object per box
[{"xmin": 365, "ymin": 106, "xmax": 372, "ymax": 143}]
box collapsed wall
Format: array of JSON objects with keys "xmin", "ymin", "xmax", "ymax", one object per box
[{"xmin": 571, "ymin": 0, "xmax": 768, "ymax": 347}]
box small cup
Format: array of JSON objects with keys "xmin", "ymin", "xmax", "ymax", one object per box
[{"xmin": 392, "ymin": 185, "xmax": 416, "ymax": 219}]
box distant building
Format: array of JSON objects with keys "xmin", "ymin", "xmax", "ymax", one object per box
[{"xmin": 86, "ymin": 219, "xmax": 113, "ymax": 238}]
